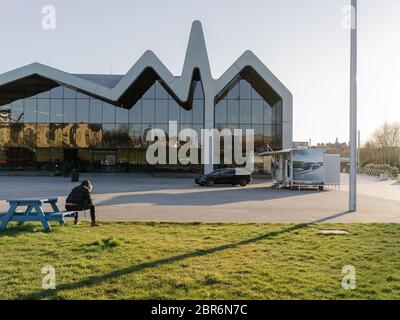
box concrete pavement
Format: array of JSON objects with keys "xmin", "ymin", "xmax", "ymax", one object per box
[{"xmin": 0, "ymin": 173, "xmax": 399, "ymax": 223}]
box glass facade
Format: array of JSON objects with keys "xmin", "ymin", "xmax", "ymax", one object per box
[
  {"xmin": 214, "ymin": 79, "xmax": 282, "ymax": 173},
  {"xmin": 0, "ymin": 77, "xmax": 282, "ymax": 173}
]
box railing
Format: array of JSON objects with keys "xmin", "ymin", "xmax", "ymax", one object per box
[{"xmin": 359, "ymin": 167, "xmax": 393, "ymax": 179}]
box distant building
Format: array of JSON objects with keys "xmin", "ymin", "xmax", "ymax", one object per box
[{"xmin": 293, "ymin": 141, "xmax": 309, "ymax": 149}]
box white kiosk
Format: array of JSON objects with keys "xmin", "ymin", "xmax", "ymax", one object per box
[{"xmin": 258, "ymin": 148, "xmax": 340, "ymax": 190}]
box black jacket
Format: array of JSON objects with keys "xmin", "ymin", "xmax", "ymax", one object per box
[{"xmin": 66, "ymin": 185, "xmax": 92, "ymax": 205}]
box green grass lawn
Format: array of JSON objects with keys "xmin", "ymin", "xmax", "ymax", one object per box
[{"xmin": 0, "ymin": 221, "xmax": 399, "ymax": 300}]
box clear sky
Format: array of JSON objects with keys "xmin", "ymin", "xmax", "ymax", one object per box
[{"xmin": 0, "ymin": 0, "xmax": 399, "ymax": 144}]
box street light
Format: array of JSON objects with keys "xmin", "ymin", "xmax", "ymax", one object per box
[{"xmin": 349, "ymin": 0, "xmax": 358, "ymax": 212}]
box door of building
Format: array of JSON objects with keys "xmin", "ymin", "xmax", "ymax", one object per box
[{"xmin": 93, "ymin": 150, "xmax": 117, "ymax": 172}]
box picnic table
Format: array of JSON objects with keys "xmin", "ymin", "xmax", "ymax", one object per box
[{"xmin": 0, "ymin": 198, "xmax": 77, "ymax": 231}]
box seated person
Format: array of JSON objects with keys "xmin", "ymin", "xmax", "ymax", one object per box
[{"xmin": 65, "ymin": 180, "xmax": 101, "ymax": 227}]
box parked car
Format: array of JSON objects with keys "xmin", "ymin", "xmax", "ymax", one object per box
[{"xmin": 195, "ymin": 168, "xmax": 252, "ymax": 187}]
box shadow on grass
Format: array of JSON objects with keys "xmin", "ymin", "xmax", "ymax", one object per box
[
  {"xmin": 19, "ymin": 211, "xmax": 351, "ymax": 300},
  {"xmin": 0, "ymin": 224, "xmax": 47, "ymax": 238}
]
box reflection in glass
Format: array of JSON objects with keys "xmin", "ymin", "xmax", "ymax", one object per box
[
  {"xmin": 192, "ymin": 100, "xmax": 203, "ymax": 124},
  {"xmin": 155, "ymin": 99, "xmax": 168, "ymax": 123},
  {"xmin": 89, "ymin": 99, "xmax": 102, "ymax": 124},
  {"xmin": 50, "ymin": 87, "xmax": 63, "ymax": 99},
  {"xmin": 227, "ymin": 100, "xmax": 239, "ymax": 124},
  {"xmin": 129, "ymin": 100, "xmax": 142, "ymax": 123},
  {"xmin": 25, "ymin": 99, "xmax": 37, "ymax": 122},
  {"xmin": 0, "ymin": 124, "xmax": 10, "ymax": 147},
  {"xmin": 24, "ymin": 124, "xmax": 36, "ymax": 147},
  {"xmin": 239, "ymin": 100, "xmax": 251, "ymax": 124},
  {"xmin": 50, "ymin": 99, "xmax": 63, "ymax": 123},
  {"xmin": 8, "ymin": 124, "xmax": 22, "ymax": 148},
  {"xmin": 37, "ymin": 99, "xmax": 50, "ymax": 123},
  {"xmin": 251, "ymin": 100, "xmax": 264, "ymax": 124},
  {"xmin": 75, "ymin": 123, "xmax": 90, "ymax": 148},
  {"xmin": 64, "ymin": 99, "xmax": 76, "ymax": 123},
  {"xmin": 103, "ymin": 103, "xmax": 116, "ymax": 123},
  {"xmin": 36, "ymin": 124, "xmax": 49, "ymax": 148},
  {"xmin": 168, "ymin": 99, "xmax": 180, "ymax": 122},
  {"xmin": 63, "ymin": 123, "xmax": 76, "ymax": 148},
  {"xmin": 116, "ymin": 124, "xmax": 130, "ymax": 148},
  {"xmin": 116, "ymin": 108, "xmax": 129, "ymax": 124},
  {"xmin": 89, "ymin": 124, "xmax": 103, "ymax": 148},
  {"xmin": 142, "ymin": 100, "xmax": 154, "ymax": 124},
  {"xmin": 11, "ymin": 100, "xmax": 24, "ymax": 122},
  {"xmin": 77, "ymin": 99, "xmax": 90, "ymax": 123},
  {"xmin": 49, "ymin": 124, "xmax": 63, "ymax": 148}
]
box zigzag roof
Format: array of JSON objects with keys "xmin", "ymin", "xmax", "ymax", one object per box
[{"xmin": 0, "ymin": 21, "xmax": 292, "ymax": 109}]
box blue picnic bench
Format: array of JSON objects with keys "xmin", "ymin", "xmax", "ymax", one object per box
[{"xmin": 0, "ymin": 198, "xmax": 77, "ymax": 231}]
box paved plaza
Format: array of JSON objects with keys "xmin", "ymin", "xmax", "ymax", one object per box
[{"xmin": 0, "ymin": 173, "xmax": 399, "ymax": 223}]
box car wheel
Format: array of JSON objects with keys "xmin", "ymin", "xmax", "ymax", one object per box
[
  {"xmin": 206, "ymin": 179, "xmax": 214, "ymax": 187},
  {"xmin": 239, "ymin": 178, "xmax": 248, "ymax": 187}
]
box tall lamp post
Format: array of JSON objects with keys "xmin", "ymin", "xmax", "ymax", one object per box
[{"xmin": 349, "ymin": 0, "xmax": 358, "ymax": 212}]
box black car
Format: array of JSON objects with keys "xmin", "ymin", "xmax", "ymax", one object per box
[{"xmin": 195, "ymin": 168, "xmax": 252, "ymax": 187}]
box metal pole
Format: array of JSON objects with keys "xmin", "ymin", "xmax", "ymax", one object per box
[{"xmin": 349, "ymin": 0, "xmax": 358, "ymax": 212}]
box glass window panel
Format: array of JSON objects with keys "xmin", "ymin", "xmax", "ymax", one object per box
[
  {"xmin": 264, "ymin": 101, "xmax": 272, "ymax": 124},
  {"xmin": 64, "ymin": 87, "xmax": 77, "ymax": 99},
  {"xmin": 36, "ymin": 124, "xmax": 49, "ymax": 148},
  {"xmin": 38, "ymin": 90, "xmax": 50, "ymax": 99},
  {"xmin": 227, "ymin": 100, "xmax": 239, "ymax": 124},
  {"xmin": 239, "ymin": 100, "xmax": 251, "ymax": 124},
  {"xmin": 252, "ymin": 100, "xmax": 264, "ymax": 124},
  {"xmin": 129, "ymin": 100, "xmax": 142, "ymax": 124},
  {"xmin": 77, "ymin": 91, "xmax": 89, "ymax": 99},
  {"xmin": 36, "ymin": 149, "xmax": 50, "ymax": 163},
  {"xmin": 62, "ymin": 123, "xmax": 76, "ymax": 148},
  {"xmin": 11, "ymin": 100, "xmax": 24, "ymax": 123},
  {"xmin": 142, "ymin": 99, "xmax": 155, "ymax": 124},
  {"xmin": 129, "ymin": 123, "xmax": 142, "ymax": 148},
  {"xmin": 89, "ymin": 99, "xmax": 102, "ymax": 124},
  {"xmin": 50, "ymin": 86, "xmax": 63, "ymax": 99},
  {"xmin": 103, "ymin": 102, "xmax": 116, "ymax": 123},
  {"xmin": 253, "ymin": 125, "xmax": 264, "ymax": 151},
  {"xmin": 143, "ymin": 83, "xmax": 156, "ymax": 99},
  {"xmin": 50, "ymin": 99, "xmax": 63, "ymax": 123},
  {"xmin": 10, "ymin": 124, "xmax": 24, "ymax": 147},
  {"xmin": 252, "ymin": 88, "xmax": 263, "ymax": 100},
  {"xmin": 264, "ymin": 125, "xmax": 272, "ymax": 139},
  {"xmin": 24, "ymin": 124, "xmax": 36, "ymax": 147},
  {"xmin": 116, "ymin": 108, "xmax": 129, "ymax": 124},
  {"xmin": 102, "ymin": 123, "xmax": 116, "ymax": 148},
  {"xmin": 75, "ymin": 123, "xmax": 90, "ymax": 148},
  {"xmin": 227, "ymin": 83, "xmax": 239, "ymax": 100},
  {"xmin": 155, "ymin": 99, "xmax": 168, "ymax": 123},
  {"xmin": 240, "ymin": 80, "xmax": 252, "ymax": 99},
  {"xmin": 37, "ymin": 99, "xmax": 50, "ymax": 123},
  {"xmin": 50, "ymin": 148, "xmax": 63, "ymax": 163},
  {"xmin": 215, "ymin": 100, "xmax": 227, "ymax": 124},
  {"xmin": 168, "ymin": 99, "xmax": 180, "ymax": 122},
  {"xmin": 193, "ymin": 82, "xmax": 204, "ymax": 100},
  {"xmin": 63, "ymin": 99, "xmax": 76, "ymax": 123},
  {"xmin": 116, "ymin": 123, "xmax": 130, "ymax": 148},
  {"xmin": 49, "ymin": 123, "xmax": 63, "ymax": 147},
  {"xmin": 77, "ymin": 99, "xmax": 90, "ymax": 123},
  {"xmin": 156, "ymin": 82, "xmax": 169, "ymax": 99},
  {"xmin": 192, "ymin": 100, "xmax": 203, "ymax": 124},
  {"xmin": 11, "ymin": 103, "xmax": 22, "ymax": 123},
  {"xmin": 89, "ymin": 124, "xmax": 102, "ymax": 148},
  {"xmin": 24, "ymin": 99, "xmax": 37, "ymax": 122},
  {"xmin": 117, "ymin": 149, "xmax": 129, "ymax": 165},
  {"xmin": 181, "ymin": 107, "xmax": 192, "ymax": 124}
]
